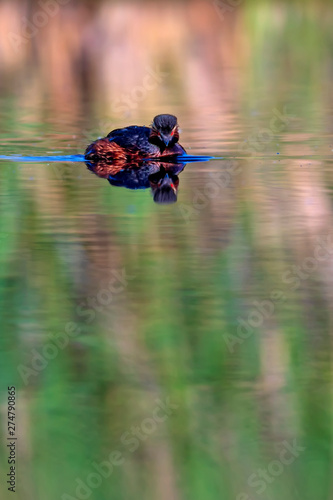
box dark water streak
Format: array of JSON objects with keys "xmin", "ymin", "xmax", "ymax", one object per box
[{"xmin": 0, "ymin": 154, "xmax": 217, "ymax": 163}]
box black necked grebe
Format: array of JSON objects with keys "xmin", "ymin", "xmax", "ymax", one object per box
[{"xmin": 85, "ymin": 114, "xmax": 186, "ymax": 161}]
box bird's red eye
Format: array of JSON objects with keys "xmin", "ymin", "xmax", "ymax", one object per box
[{"xmin": 170, "ymin": 130, "xmax": 174, "ymax": 136}]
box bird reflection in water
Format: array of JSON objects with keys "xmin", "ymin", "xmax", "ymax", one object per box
[{"xmin": 85, "ymin": 159, "xmax": 185, "ymax": 204}]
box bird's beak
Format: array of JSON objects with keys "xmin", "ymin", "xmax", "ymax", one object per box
[
  {"xmin": 160, "ymin": 173, "xmax": 171, "ymax": 185},
  {"xmin": 162, "ymin": 135, "xmax": 171, "ymax": 147},
  {"xmin": 159, "ymin": 173, "xmax": 176, "ymax": 191}
]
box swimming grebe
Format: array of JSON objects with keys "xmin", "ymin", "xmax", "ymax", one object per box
[{"xmin": 85, "ymin": 114, "xmax": 186, "ymax": 161}]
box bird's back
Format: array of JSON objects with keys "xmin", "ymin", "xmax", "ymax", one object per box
[{"xmin": 107, "ymin": 126, "xmax": 152, "ymax": 151}]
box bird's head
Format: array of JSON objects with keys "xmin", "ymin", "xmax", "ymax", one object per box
[
  {"xmin": 150, "ymin": 114, "xmax": 179, "ymax": 147},
  {"xmin": 150, "ymin": 172, "xmax": 179, "ymax": 204}
]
